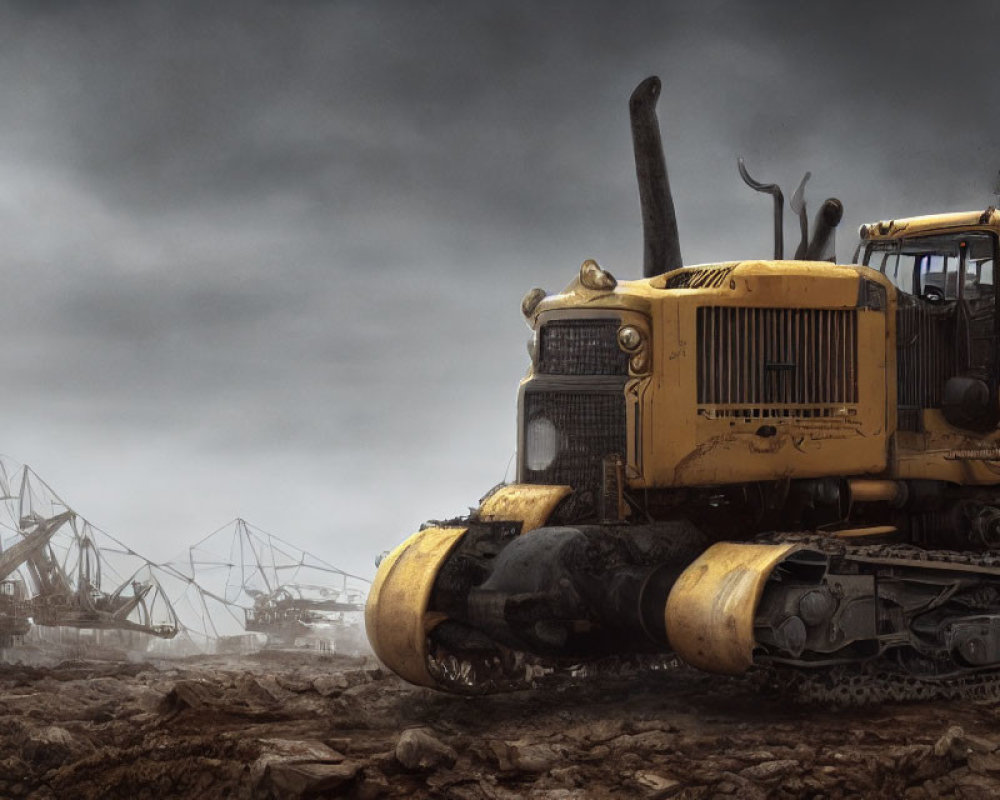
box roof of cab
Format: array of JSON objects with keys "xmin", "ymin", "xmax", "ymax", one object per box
[{"xmin": 861, "ymin": 208, "xmax": 998, "ymax": 240}]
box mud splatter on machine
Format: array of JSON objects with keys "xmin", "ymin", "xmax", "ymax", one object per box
[{"xmin": 367, "ymin": 76, "xmax": 1000, "ymax": 701}]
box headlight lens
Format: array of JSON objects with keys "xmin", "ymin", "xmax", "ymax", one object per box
[
  {"xmin": 525, "ymin": 417, "xmax": 558, "ymax": 471},
  {"xmin": 617, "ymin": 325, "xmax": 642, "ymax": 351}
]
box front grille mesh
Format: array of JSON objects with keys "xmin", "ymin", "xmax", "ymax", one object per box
[
  {"xmin": 522, "ymin": 391, "xmax": 625, "ymax": 490},
  {"xmin": 538, "ymin": 320, "xmax": 628, "ymax": 375},
  {"xmin": 697, "ymin": 306, "xmax": 858, "ymax": 414}
]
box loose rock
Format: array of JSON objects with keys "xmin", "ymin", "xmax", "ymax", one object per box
[
  {"xmin": 633, "ymin": 770, "xmax": 681, "ymax": 798},
  {"xmin": 934, "ymin": 726, "xmax": 970, "ymax": 760},
  {"xmin": 265, "ymin": 761, "xmax": 359, "ymax": 798},
  {"xmin": 5, "ymin": 651, "xmax": 1000, "ymax": 798},
  {"xmin": 739, "ymin": 758, "xmax": 800, "ymax": 782},
  {"xmin": 394, "ymin": 727, "xmax": 458, "ymax": 771},
  {"xmin": 312, "ymin": 674, "xmax": 349, "ymax": 696},
  {"xmin": 20, "ymin": 726, "xmax": 91, "ymax": 769}
]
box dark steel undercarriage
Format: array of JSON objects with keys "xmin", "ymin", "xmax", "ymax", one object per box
[{"xmin": 422, "ymin": 480, "xmax": 1000, "ymax": 702}]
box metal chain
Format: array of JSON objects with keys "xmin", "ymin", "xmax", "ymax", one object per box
[
  {"xmin": 758, "ymin": 530, "xmax": 1000, "ymax": 570},
  {"xmin": 762, "ymin": 662, "xmax": 1000, "ymax": 705},
  {"xmin": 756, "ymin": 531, "xmax": 1000, "ymax": 704}
]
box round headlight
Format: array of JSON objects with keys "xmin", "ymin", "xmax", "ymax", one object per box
[
  {"xmin": 617, "ymin": 325, "xmax": 642, "ymax": 352},
  {"xmin": 525, "ymin": 417, "xmax": 559, "ymax": 471}
]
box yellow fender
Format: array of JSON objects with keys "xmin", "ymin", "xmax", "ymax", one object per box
[
  {"xmin": 365, "ymin": 484, "xmax": 570, "ymax": 687},
  {"xmin": 478, "ymin": 483, "xmax": 572, "ymax": 533},
  {"xmin": 365, "ymin": 526, "xmax": 467, "ymax": 687},
  {"xmin": 664, "ymin": 542, "xmax": 800, "ymax": 674}
]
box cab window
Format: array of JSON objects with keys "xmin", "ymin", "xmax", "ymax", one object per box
[{"xmin": 862, "ymin": 232, "xmax": 996, "ymax": 302}]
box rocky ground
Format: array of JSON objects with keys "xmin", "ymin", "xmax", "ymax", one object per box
[{"xmin": 2, "ymin": 651, "xmax": 1000, "ymax": 799}]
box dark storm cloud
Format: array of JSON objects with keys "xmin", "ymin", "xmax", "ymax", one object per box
[{"xmin": 0, "ymin": 1, "xmax": 998, "ymax": 575}]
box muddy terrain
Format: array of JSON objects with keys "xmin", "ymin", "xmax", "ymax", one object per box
[{"xmin": 1, "ymin": 650, "xmax": 1000, "ymax": 799}]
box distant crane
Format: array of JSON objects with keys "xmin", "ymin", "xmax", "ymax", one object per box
[{"xmin": 0, "ymin": 460, "xmax": 180, "ymax": 643}]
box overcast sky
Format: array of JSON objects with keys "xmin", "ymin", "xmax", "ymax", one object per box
[{"xmin": 0, "ymin": 1, "xmax": 997, "ymax": 580}]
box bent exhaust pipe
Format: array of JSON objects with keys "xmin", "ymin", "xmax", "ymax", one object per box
[
  {"xmin": 789, "ymin": 172, "xmax": 811, "ymax": 260},
  {"xmin": 737, "ymin": 158, "xmax": 784, "ymax": 260},
  {"xmin": 629, "ymin": 76, "xmax": 683, "ymax": 277}
]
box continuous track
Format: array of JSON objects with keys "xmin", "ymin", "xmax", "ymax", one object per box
[{"xmin": 424, "ymin": 530, "xmax": 1000, "ymax": 704}]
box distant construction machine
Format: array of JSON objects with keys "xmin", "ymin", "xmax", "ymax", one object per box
[
  {"xmin": 245, "ymin": 583, "xmax": 365, "ymax": 648},
  {"xmin": 0, "ymin": 464, "xmax": 179, "ymax": 645},
  {"xmin": 0, "ymin": 512, "xmax": 72, "ymax": 645},
  {"xmin": 175, "ymin": 518, "xmax": 369, "ymax": 651}
]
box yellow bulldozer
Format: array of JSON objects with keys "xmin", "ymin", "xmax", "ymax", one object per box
[{"xmin": 366, "ymin": 76, "xmax": 1000, "ymax": 702}]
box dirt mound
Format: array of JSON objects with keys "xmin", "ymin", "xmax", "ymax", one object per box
[{"xmin": 1, "ymin": 653, "xmax": 1000, "ymax": 798}]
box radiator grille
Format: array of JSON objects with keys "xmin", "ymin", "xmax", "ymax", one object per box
[
  {"xmin": 538, "ymin": 319, "xmax": 628, "ymax": 375},
  {"xmin": 896, "ymin": 297, "xmax": 956, "ymax": 430},
  {"xmin": 522, "ymin": 391, "xmax": 626, "ymax": 490},
  {"xmin": 697, "ymin": 307, "xmax": 858, "ymax": 415}
]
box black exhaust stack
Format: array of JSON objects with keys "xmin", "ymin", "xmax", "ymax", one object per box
[
  {"xmin": 630, "ymin": 77, "xmax": 682, "ymax": 277},
  {"xmin": 804, "ymin": 198, "xmax": 844, "ymax": 262},
  {"xmin": 737, "ymin": 158, "xmax": 784, "ymax": 260}
]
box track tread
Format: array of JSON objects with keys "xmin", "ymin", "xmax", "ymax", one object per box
[{"xmin": 756, "ymin": 530, "xmax": 1000, "ymax": 704}]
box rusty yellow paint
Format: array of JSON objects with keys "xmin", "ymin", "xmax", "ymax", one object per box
[
  {"xmin": 860, "ymin": 209, "xmax": 998, "ymax": 241},
  {"xmin": 525, "ymin": 273, "xmax": 652, "ymax": 326},
  {"xmin": 364, "ymin": 526, "xmax": 466, "ymax": 688},
  {"xmin": 478, "ymin": 484, "xmax": 572, "ymax": 532},
  {"xmin": 664, "ymin": 542, "xmax": 799, "ymax": 674},
  {"xmin": 833, "ymin": 525, "xmax": 897, "ymax": 539},
  {"xmin": 526, "ymin": 262, "xmax": 893, "ymax": 489},
  {"xmin": 892, "ymin": 410, "xmax": 1000, "ymax": 484},
  {"xmin": 524, "ymin": 236, "xmax": 1000, "ymax": 492},
  {"xmin": 848, "ymin": 480, "xmax": 903, "ymax": 504},
  {"xmin": 532, "ymin": 260, "xmax": 871, "ymax": 321}
]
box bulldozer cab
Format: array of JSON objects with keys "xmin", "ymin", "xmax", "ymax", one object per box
[{"xmin": 856, "ymin": 213, "xmax": 1000, "ymax": 433}]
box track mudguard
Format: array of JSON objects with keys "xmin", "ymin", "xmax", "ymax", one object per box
[
  {"xmin": 664, "ymin": 542, "xmax": 801, "ymax": 674},
  {"xmin": 365, "ymin": 526, "xmax": 467, "ymax": 688},
  {"xmin": 477, "ymin": 484, "xmax": 572, "ymax": 532},
  {"xmin": 366, "ymin": 484, "xmax": 572, "ymax": 687}
]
